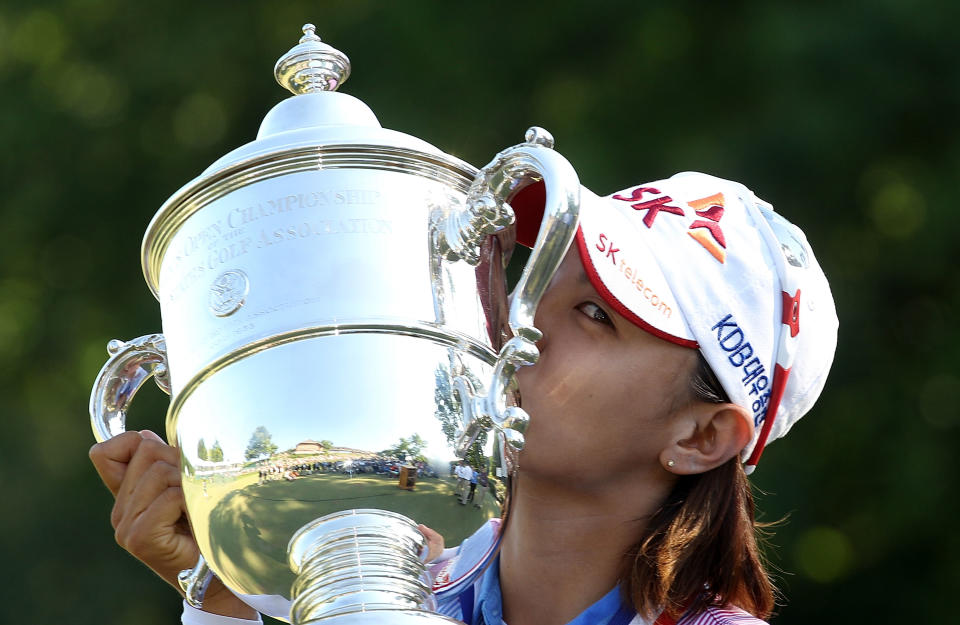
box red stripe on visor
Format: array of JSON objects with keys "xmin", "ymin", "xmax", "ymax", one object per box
[
  {"xmin": 514, "ymin": 180, "xmax": 697, "ymax": 348},
  {"xmin": 574, "ymin": 229, "xmax": 698, "ymax": 349},
  {"xmin": 744, "ymin": 363, "xmax": 790, "ymax": 468}
]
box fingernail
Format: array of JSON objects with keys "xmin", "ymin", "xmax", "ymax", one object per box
[{"xmin": 140, "ymin": 429, "xmax": 163, "ymax": 442}]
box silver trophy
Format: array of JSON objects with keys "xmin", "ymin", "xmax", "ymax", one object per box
[{"xmin": 90, "ymin": 25, "xmax": 579, "ymax": 625}]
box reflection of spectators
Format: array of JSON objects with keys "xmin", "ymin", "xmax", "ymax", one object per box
[
  {"xmin": 474, "ymin": 469, "xmax": 489, "ymax": 509},
  {"xmin": 454, "ymin": 461, "xmax": 472, "ymax": 504},
  {"xmin": 468, "ymin": 468, "xmax": 478, "ymax": 502}
]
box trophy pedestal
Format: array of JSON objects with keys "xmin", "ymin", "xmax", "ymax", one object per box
[
  {"xmin": 294, "ymin": 611, "xmax": 460, "ymax": 625},
  {"xmin": 288, "ymin": 509, "xmax": 458, "ymax": 625}
]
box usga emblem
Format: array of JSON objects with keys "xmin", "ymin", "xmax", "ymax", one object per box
[{"xmin": 209, "ymin": 269, "xmax": 249, "ymax": 317}]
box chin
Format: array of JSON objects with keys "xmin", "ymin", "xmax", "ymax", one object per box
[{"xmin": 511, "ymin": 430, "xmax": 572, "ymax": 482}]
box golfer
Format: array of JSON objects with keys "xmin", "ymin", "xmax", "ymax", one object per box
[{"xmin": 90, "ymin": 171, "xmax": 837, "ymax": 625}]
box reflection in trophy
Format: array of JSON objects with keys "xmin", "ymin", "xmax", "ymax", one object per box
[{"xmin": 90, "ymin": 25, "xmax": 580, "ymax": 625}]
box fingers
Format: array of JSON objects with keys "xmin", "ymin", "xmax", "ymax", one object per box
[
  {"xmin": 115, "ymin": 485, "xmax": 199, "ymax": 581},
  {"xmin": 418, "ymin": 523, "xmax": 445, "ymax": 562},
  {"xmin": 89, "ymin": 431, "xmax": 148, "ymax": 496},
  {"xmin": 88, "ymin": 430, "xmax": 173, "ymax": 496},
  {"xmin": 417, "ymin": 523, "xmax": 441, "ymax": 542},
  {"xmin": 118, "ymin": 435, "xmax": 180, "ymax": 503},
  {"xmin": 111, "ymin": 451, "xmax": 197, "ymax": 581},
  {"xmin": 91, "ymin": 430, "xmax": 201, "ymax": 589},
  {"xmin": 140, "ymin": 429, "xmax": 164, "ymax": 443},
  {"xmin": 111, "ymin": 455, "xmax": 181, "ymax": 531}
]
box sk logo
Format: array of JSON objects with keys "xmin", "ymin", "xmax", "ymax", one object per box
[
  {"xmin": 612, "ymin": 187, "xmax": 685, "ymax": 227},
  {"xmin": 687, "ymin": 193, "xmax": 727, "ymax": 263},
  {"xmin": 612, "ymin": 188, "xmax": 728, "ymax": 264}
]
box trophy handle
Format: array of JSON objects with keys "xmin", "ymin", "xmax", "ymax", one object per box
[
  {"xmin": 89, "ymin": 333, "xmax": 171, "ymax": 443},
  {"xmin": 178, "ymin": 555, "xmax": 214, "ymax": 608},
  {"xmin": 453, "ymin": 126, "xmax": 580, "ymax": 454},
  {"xmin": 88, "ymin": 334, "xmax": 212, "ymax": 608}
]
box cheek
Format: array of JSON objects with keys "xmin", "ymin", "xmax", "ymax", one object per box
[
  {"xmin": 518, "ymin": 353, "xmax": 661, "ymax": 435},
  {"xmin": 587, "ymin": 353, "xmax": 689, "ymax": 429}
]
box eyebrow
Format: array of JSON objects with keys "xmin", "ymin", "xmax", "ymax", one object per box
[{"xmin": 577, "ymin": 267, "xmax": 593, "ymax": 288}]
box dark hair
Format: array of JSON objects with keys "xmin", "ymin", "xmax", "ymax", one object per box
[
  {"xmin": 691, "ymin": 350, "xmax": 730, "ymax": 405},
  {"xmin": 619, "ymin": 352, "xmax": 776, "ymax": 619}
]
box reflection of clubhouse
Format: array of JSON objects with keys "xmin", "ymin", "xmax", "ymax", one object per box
[
  {"xmin": 293, "ymin": 440, "xmax": 374, "ymax": 460},
  {"xmin": 294, "ymin": 440, "xmax": 324, "ymax": 454}
]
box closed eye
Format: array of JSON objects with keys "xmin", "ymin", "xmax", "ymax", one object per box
[{"xmin": 576, "ymin": 301, "xmax": 614, "ymax": 327}]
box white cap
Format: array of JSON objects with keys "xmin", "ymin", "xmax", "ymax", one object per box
[{"xmin": 513, "ymin": 172, "xmax": 838, "ymax": 472}]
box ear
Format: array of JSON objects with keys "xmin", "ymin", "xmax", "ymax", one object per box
[{"xmin": 660, "ymin": 403, "xmax": 754, "ymax": 475}]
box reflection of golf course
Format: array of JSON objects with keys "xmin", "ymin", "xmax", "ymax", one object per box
[{"xmin": 187, "ymin": 471, "xmax": 499, "ymax": 597}]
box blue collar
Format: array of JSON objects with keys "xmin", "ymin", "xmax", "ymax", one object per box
[{"xmin": 467, "ymin": 556, "xmax": 634, "ymax": 625}]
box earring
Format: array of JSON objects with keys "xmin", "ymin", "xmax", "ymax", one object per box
[{"xmin": 667, "ymin": 460, "xmax": 676, "ymax": 468}]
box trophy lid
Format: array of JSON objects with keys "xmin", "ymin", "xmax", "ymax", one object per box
[
  {"xmin": 142, "ymin": 25, "xmax": 478, "ymax": 298},
  {"xmin": 201, "ymin": 24, "xmax": 451, "ymax": 175}
]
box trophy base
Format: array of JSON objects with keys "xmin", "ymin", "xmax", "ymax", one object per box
[
  {"xmin": 295, "ymin": 609, "xmax": 464, "ymax": 625},
  {"xmin": 288, "ymin": 509, "xmax": 452, "ymax": 624}
]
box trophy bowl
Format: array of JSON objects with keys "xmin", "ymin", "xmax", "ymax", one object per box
[{"xmin": 90, "ymin": 25, "xmax": 580, "ymax": 625}]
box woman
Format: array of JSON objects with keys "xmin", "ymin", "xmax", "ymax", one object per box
[{"xmin": 90, "ymin": 172, "xmax": 838, "ymax": 625}]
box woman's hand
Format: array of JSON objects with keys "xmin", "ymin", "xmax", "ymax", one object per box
[
  {"xmin": 418, "ymin": 523, "xmax": 445, "ymax": 562},
  {"xmin": 89, "ymin": 430, "xmax": 257, "ymax": 619}
]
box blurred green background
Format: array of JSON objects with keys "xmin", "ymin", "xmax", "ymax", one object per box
[{"xmin": 0, "ymin": 0, "xmax": 956, "ymax": 623}]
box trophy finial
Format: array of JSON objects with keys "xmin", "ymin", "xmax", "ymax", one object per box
[
  {"xmin": 300, "ymin": 23, "xmax": 320, "ymax": 43},
  {"xmin": 274, "ymin": 24, "xmax": 351, "ymax": 95}
]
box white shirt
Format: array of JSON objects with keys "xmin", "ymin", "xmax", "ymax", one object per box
[{"xmin": 181, "ymin": 601, "xmax": 261, "ymax": 625}]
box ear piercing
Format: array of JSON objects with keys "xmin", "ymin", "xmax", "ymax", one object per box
[{"xmin": 667, "ymin": 460, "xmax": 676, "ymax": 468}]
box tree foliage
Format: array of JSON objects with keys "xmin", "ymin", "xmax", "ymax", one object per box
[
  {"xmin": 434, "ymin": 365, "xmax": 489, "ymax": 464},
  {"xmin": 244, "ymin": 426, "xmax": 278, "ymax": 460},
  {"xmin": 462, "ymin": 441, "xmax": 488, "ymax": 471},
  {"xmin": 382, "ymin": 434, "xmax": 428, "ymax": 463},
  {"xmin": 209, "ymin": 440, "xmax": 224, "ymax": 463}
]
